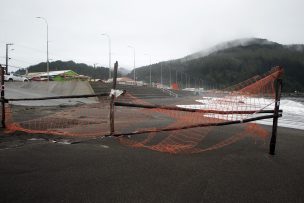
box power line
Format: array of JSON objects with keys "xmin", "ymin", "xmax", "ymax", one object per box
[
  {"xmin": 0, "ymin": 56, "xmax": 33, "ymax": 65},
  {"xmin": 0, "ymin": 63, "xmax": 24, "ymax": 69},
  {"xmin": 15, "ymin": 44, "xmax": 46, "ymax": 54},
  {"xmin": 9, "ymin": 58, "xmax": 33, "ymax": 64},
  {"xmin": 0, "ymin": 41, "xmax": 46, "ymax": 54}
]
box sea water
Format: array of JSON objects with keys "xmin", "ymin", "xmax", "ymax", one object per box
[
  {"xmin": 257, "ymin": 98, "xmax": 304, "ymax": 130},
  {"xmin": 177, "ymin": 97, "xmax": 304, "ymax": 131}
]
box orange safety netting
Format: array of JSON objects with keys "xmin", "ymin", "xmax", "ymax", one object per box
[
  {"xmin": 3, "ymin": 66, "xmax": 283, "ymax": 154},
  {"xmin": 116, "ymin": 66, "xmax": 283, "ymax": 153}
]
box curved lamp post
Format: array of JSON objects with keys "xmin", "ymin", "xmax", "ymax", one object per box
[
  {"xmin": 36, "ymin": 16, "xmax": 49, "ymax": 81},
  {"xmin": 144, "ymin": 53, "xmax": 151, "ymax": 86}
]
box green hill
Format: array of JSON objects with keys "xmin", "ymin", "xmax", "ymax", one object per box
[
  {"xmin": 132, "ymin": 38, "xmax": 304, "ymax": 92},
  {"xmin": 17, "ymin": 60, "xmax": 110, "ymax": 80}
]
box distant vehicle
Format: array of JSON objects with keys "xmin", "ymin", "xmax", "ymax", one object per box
[{"xmin": 4, "ymin": 72, "xmax": 29, "ymax": 82}]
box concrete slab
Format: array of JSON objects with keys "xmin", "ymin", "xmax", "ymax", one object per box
[{"xmin": 4, "ymin": 81, "xmax": 100, "ymax": 106}]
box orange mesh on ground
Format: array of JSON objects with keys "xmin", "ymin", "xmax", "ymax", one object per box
[
  {"xmin": 116, "ymin": 66, "xmax": 283, "ymax": 153},
  {"xmin": 4, "ymin": 67, "xmax": 283, "ymax": 154},
  {"xmin": 5, "ymin": 98, "xmax": 111, "ymax": 137}
]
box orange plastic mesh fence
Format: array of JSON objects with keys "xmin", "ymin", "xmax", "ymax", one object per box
[
  {"xmin": 3, "ymin": 67, "xmax": 283, "ymax": 154},
  {"xmin": 5, "ymin": 97, "xmax": 111, "ymax": 137},
  {"xmin": 115, "ymin": 66, "xmax": 283, "ymax": 153}
]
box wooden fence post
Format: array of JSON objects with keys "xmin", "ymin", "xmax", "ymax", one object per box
[
  {"xmin": 109, "ymin": 61, "xmax": 118, "ymax": 136},
  {"xmin": 269, "ymin": 79, "xmax": 282, "ymax": 155}
]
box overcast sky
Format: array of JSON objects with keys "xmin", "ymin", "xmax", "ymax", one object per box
[{"xmin": 1, "ymin": 0, "xmax": 304, "ymax": 72}]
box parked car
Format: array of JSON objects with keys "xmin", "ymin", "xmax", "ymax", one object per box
[{"xmin": 4, "ymin": 72, "xmax": 29, "ymax": 82}]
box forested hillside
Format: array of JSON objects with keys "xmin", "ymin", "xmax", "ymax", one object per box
[
  {"xmin": 16, "ymin": 38, "xmax": 304, "ymax": 92},
  {"xmin": 17, "ymin": 60, "xmax": 110, "ymax": 80},
  {"xmin": 133, "ymin": 38, "xmax": 304, "ymax": 92}
]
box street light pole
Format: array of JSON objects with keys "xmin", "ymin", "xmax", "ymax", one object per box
[
  {"xmin": 128, "ymin": 45, "xmax": 136, "ymax": 81},
  {"xmin": 187, "ymin": 75, "xmax": 189, "ymax": 88},
  {"xmin": 101, "ymin": 33, "xmax": 111, "ymax": 79},
  {"xmin": 36, "ymin": 17, "xmax": 49, "ymax": 81},
  {"xmin": 160, "ymin": 63, "xmax": 163, "ymax": 86},
  {"xmin": 185, "ymin": 73, "xmax": 187, "ymax": 88},
  {"xmin": 93, "ymin": 63, "xmax": 99, "ymax": 81},
  {"xmin": 93, "ymin": 63, "xmax": 99, "ymax": 68},
  {"xmin": 5, "ymin": 43, "xmax": 13, "ymax": 74},
  {"xmin": 181, "ymin": 72, "xmax": 183, "ymax": 89},
  {"xmin": 144, "ymin": 53, "xmax": 151, "ymax": 86},
  {"xmin": 169, "ymin": 66, "xmax": 171, "ymax": 88}
]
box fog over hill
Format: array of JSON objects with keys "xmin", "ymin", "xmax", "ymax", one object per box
[
  {"xmin": 133, "ymin": 38, "xmax": 304, "ymax": 92},
  {"xmin": 15, "ymin": 38, "xmax": 304, "ymax": 92},
  {"xmin": 118, "ymin": 67, "xmax": 131, "ymax": 76},
  {"xmin": 183, "ymin": 38, "xmax": 278, "ymax": 61}
]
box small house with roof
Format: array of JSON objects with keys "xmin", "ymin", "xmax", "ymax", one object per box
[{"xmin": 28, "ymin": 70, "xmax": 90, "ymax": 81}]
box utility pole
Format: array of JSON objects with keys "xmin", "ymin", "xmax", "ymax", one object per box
[{"xmin": 5, "ymin": 43, "xmax": 13, "ymax": 74}]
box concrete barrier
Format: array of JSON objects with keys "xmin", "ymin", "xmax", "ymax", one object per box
[{"xmin": 5, "ymin": 81, "xmax": 99, "ymax": 106}]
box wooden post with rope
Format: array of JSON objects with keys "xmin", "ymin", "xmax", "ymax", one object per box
[
  {"xmin": 109, "ymin": 61, "xmax": 118, "ymax": 136},
  {"xmin": 269, "ymin": 79, "xmax": 282, "ymax": 155}
]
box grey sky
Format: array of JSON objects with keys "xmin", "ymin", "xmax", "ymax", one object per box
[{"xmin": 1, "ymin": 0, "xmax": 304, "ymax": 72}]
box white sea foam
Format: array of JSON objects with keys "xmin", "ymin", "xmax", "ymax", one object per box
[
  {"xmin": 259, "ymin": 99, "xmax": 304, "ymax": 130},
  {"xmin": 177, "ymin": 97, "xmax": 304, "ymax": 130}
]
